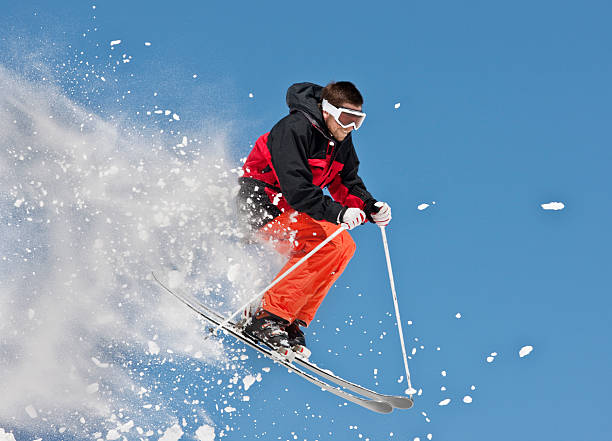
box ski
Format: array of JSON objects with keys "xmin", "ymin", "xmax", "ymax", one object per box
[
  {"xmin": 158, "ymin": 277, "xmax": 413, "ymax": 409},
  {"xmin": 151, "ymin": 272, "xmax": 394, "ymax": 414}
]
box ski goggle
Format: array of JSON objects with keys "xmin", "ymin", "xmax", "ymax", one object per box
[{"xmin": 322, "ymin": 99, "xmax": 366, "ymax": 130}]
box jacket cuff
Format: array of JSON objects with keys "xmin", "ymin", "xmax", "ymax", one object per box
[
  {"xmin": 363, "ymin": 198, "xmax": 379, "ymax": 223},
  {"xmin": 336, "ymin": 206, "xmax": 349, "ymax": 224}
]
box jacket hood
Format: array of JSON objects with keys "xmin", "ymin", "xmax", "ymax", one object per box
[{"xmin": 285, "ymin": 82, "xmax": 326, "ymax": 128}]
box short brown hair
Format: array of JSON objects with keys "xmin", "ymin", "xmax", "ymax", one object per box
[{"xmin": 321, "ymin": 81, "xmax": 363, "ymax": 107}]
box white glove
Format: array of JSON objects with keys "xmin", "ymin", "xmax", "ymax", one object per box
[
  {"xmin": 340, "ymin": 207, "xmax": 366, "ymax": 230},
  {"xmin": 371, "ymin": 201, "xmax": 391, "ymax": 226}
]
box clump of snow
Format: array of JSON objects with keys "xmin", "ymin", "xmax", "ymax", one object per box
[
  {"xmin": 541, "ymin": 202, "xmax": 565, "ymax": 211},
  {"xmin": 106, "ymin": 429, "xmax": 121, "ymax": 440},
  {"xmin": 110, "ymin": 40, "xmax": 121, "ymax": 46},
  {"xmin": 394, "ymin": 103, "xmax": 401, "ymax": 109},
  {"xmin": 25, "ymin": 405, "xmax": 38, "ymax": 418},
  {"xmin": 519, "ymin": 345, "xmax": 534, "ymax": 358},
  {"xmin": 418, "ymin": 201, "xmax": 436, "ymax": 211},
  {"xmin": 86, "ymin": 383, "xmax": 99, "ymax": 394},
  {"xmin": 0, "ymin": 429, "xmax": 17, "ymax": 441},
  {"xmin": 144, "ymin": 42, "xmax": 151, "ymax": 46},
  {"xmin": 147, "ymin": 341, "xmax": 160, "ymax": 355},
  {"xmin": 486, "ymin": 352, "xmax": 498, "ymax": 363},
  {"xmin": 455, "ymin": 312, "xmax": 462, "ymax": 319},
  {"xmin": 243, "ymin": 375, "xmax": 256, "ymax": 391},
  {"xmin": 249, "ymin": 93, "xmax": 254, "ymax": 98},
  {"xmin": 227, "ymin": 263, "xmax": 242, "ymax": 282},
  {"xmin": 438, "ymin": 398, "xmax": 451, "ymax": 406},
  {"xmin": 196, "ymin": 424, "xmax": 216, "ymax": 441},
  {"xmin": 159, "ymin": 424, "xmax": 183, "ymax": 441},
  {"xmin": 463, "ymin": 395, "xmax": 473, "ymax": 403},
  {"xmin": 91, "ymin": 357, "xmax": 109, "ymax": 368},
  {"xmin": 167, "ymin": 270, "xmax": 184, "ymax": 288},
  {"xmin": 0, "ymin": 50, "xmax": 254, "ymax": 438},
  {"xmin": 119, "ymin": 421, "xmax": 134, "ymax": 433}
]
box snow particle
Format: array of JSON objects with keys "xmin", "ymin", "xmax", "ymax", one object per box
[
  {"xmin": 195, "ymin": 424, "xmax": 216, "ymax": 441},
  {"xmin": 86, "ymin": 383, "xmax": 99, "ymax": 394},
  {"xmin": 25, "ymin": 405, "xmax": 38, "ymax": 418},
  {"xmin": 394, "ymin": 103, "xmax": 401, "ymax": 109},
  {"xmin": 110, "ymin": 40, "xmax": 121, "ymax": 47},
  {"xmin": 167, "ymin": 270, "xmax": 184, "ymax": 288},
  {"xmin": 147, "ymin": 341, "xmax": 160, "ymax": 355},
  {"xmin": 0, "ymin": 429, "xmax": 16, "ymax": 441},
  {"xmin": 144, "ymin": 42, "xmax": 151, "ymax": 46},
  {"xmin": 438, "ymin": 398, "xmax": 451, "ymax": 406},
  {"xmin": 541, "ymin": 202, "xmax": 565, "ymax": 211},
  {"xmin": 243, "ymin": 375, "xmax": 256, "ymax": 391},
  {"xmin": 159, "ymin": 424, "xmax": 183, "ymax": 441},
  {"xmin": 106, "ymin": 429, "xmax": 120, "ymax": 440},
  {"xmin": 249, "ymin": 93, "xmax": 254, "ymax": 98},
  {"xmin": 463, "ymin": 395, "xmax": 473, "ymax": 403},
  {"xmin": 519, "ymin": 345, "xmax": 534, "ymax": 358},
  {"xmin": 455, "ymin": 312, "xmax": 462, "ymax": 319},
  {"xmin": 417, "ymin": 203, "xmax": 429, "ymax": 211}
]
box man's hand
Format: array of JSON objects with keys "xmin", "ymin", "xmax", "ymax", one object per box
[
  {"xmin": 371, "ymin": 201, "xmax": 391, "ymax": 226},
  {"xmin": 340, "ymin": 207, "xmax": 366, "ymax": 230}
]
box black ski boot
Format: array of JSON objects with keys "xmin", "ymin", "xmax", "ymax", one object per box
[
  {"xmin": 286, "ymin": 320, "xmax": 311, "ymax": 359},
  {"xmin": 244, "ymin": 309, "xmax": 291, "ymax": 351}
]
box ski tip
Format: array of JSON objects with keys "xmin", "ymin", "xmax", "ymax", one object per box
[
  {"xmin": 367, "ymin": 400, "xmax": 394, "ymax": 414},
  {"xmin": 389, "ymin": 396, "xmax": 414, "ymax": 409}
]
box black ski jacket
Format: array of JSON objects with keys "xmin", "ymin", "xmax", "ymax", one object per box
[{"xmin": 238, "ymin": 82, "xmax": 377, "ymax": 230}]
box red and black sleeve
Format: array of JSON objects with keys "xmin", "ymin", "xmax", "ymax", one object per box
[{"xmin": 267, "ymin": 115, "xmax": 345, "ymax": 224}]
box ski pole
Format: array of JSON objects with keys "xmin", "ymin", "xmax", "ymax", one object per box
[
  {"xmin": 214, "ymin": 223, "xmax": 348, "ymax": 334},
  {"xmin": 380, "ymin": 225, "xmax": 415, "ymax": 396}
]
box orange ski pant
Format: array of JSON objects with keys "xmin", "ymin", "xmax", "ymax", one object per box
[{"xmin": 257, "ymin": 210, "xmax": 356, "ymax": 326}]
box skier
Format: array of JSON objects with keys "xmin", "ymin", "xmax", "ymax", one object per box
[{"xmin": 237, "ymin": 81, "xmax": 391, "ymax": 353}]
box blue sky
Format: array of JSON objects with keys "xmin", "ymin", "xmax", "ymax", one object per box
[{"xmin": 2, "ymin": 1, "xmax": 611, "ymax": 440}]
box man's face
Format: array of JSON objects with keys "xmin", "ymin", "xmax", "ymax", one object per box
[{"xmin": 323, "ymin": 102, "xmax": 363, "ymax": 142}]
